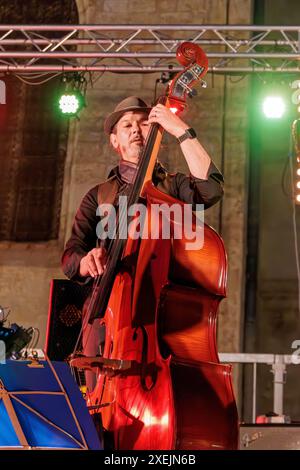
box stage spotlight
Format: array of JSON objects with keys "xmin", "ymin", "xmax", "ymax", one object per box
[
  {"xmin": 57, "ymin": 73, "xmax": 86, "ymax": 118},
  {"xmin": 263, "ymin": 96, "xmax": 285, "ymax": 119},
  {"xmin": 295, "ymin": 176, "xmax": 300, "ymax": 204},
  {"xmin": 294, "ymin": 154, "xmax": 300, "ymax": 205},
  {"xmin": 59, "ymin": 91, "xmax": 85, "ymax": 116},
  {"xmin": 292, "ymin": 117, "xmax": 300, "ymax": 204}
]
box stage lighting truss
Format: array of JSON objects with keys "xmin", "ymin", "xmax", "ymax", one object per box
[{"xmin": 0, "ymin": 24, "xmax": 300, "ymax": 75}]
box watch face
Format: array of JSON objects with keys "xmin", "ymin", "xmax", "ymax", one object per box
[{"xmin": 187, "ymin": 128, "xmax": 196, "ymax": 138}]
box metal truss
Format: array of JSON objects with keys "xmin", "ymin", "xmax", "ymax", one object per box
[{"xmin": 1, "ymin": 24, "xmax": 300, "ymax": 75}]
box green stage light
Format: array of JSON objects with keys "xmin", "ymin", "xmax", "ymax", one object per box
[
  {"xmin": 57, "ymin": 72, "xmax": 87, "ymax": 117},
  {"xmin": 262, "ymin": 96, "xmax": 285, "ymax": 119},
  {"xmin": 58, "ymin": 90, "xmax": 85, "ymax": 116},
  {"xmin": 59, "ymin": 94, "xmax": 79, "ymax": 114}
]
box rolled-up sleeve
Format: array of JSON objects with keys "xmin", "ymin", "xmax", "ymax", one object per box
[
  {"xmin": 168, "ymin": 161, "xmax": 224, "ymax": 209},
  {"xmin": 61, "ymin": 185, "xmax": 98, "ymax": 282}
]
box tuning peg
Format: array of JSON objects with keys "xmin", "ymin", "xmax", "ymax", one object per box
[
  {"xmin": 187, "ymin": 89, "xmax": 198, "ymax": 98},
  {"xmin": 200, "ymin": 80, "xmax": 207, "ymax": 88}
]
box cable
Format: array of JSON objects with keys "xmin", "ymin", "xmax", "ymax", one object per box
[
  {"xmin": 281, "ymin": 153, "xmax": 292, "ymax": 198},
  {"xmin": 26, "ymin": 327, "xmax": 40, "ymax": 350},
  {"xmin": 229, "ymin": 74, "xmax": 247, "ymax": 83},
  {"xmin": 14, "ymin": 72, "xmax": 61, "ymax": 85}
]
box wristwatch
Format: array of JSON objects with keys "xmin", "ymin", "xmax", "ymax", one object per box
[{"xmin": 177, "ymin": 127, "xmax": 197, "ymax": 144}]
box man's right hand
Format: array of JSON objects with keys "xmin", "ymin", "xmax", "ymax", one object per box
[{"xmin": 79, "ymin": 247, "xmax": 107, "ymax": 278}]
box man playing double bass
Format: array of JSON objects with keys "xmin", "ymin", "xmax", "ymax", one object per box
[
  {"xmin": 61, "ymin": 95, "xmax": 224, "ymax": 390},
  {"xmin": 62, "ymin": 95, "xmax": 223, "ymax": 280}
]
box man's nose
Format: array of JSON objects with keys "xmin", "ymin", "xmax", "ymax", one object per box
[{"xmin": 132, "ymin": 122, "xmax": 141, "ymax": 134}]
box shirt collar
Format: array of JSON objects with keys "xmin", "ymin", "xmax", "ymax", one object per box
[{"xmin": 107, "ymin": 160, "xmax": 138, "ymax": 185}]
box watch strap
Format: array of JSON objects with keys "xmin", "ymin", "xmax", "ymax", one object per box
[{"xmin": 177, "ymin": 127, "xmax": 197, "ymax": 143}]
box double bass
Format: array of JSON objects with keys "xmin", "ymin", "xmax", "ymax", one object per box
[{"xmin": 71, "ymin": 42, "xmax": 238, "ymax": 450}]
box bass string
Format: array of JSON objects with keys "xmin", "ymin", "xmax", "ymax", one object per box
[
  {"xmin": 95, "ymin": 121, "xmax": 160, "ymax": 268},
  {"xmin": 92, "ymin": 122, "xmax": 160, "ymax": 292},
  {"xmin": 72, "ymin": 123, "xmax": 161, "ymax": 356}
]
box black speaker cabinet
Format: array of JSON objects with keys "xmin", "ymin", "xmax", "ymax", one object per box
[
  {"xmin": 240, "ymin": 424, "xmax": 300, "ymax": 450},
  {"xmin": 45, "ymin": 279, "xmax": 92, "ymax": 361}
]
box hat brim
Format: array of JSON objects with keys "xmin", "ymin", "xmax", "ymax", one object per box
[{"xmin": 104, "ymin": 106, "xmax": 151, "ymax": 135}]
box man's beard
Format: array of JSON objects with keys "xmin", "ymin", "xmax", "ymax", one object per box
[
  {"xmin": 119, "ymin": 145, "xmax": 145, "ymax": 184},
  {"xmin": 125, "ymin": 144, "xmax": 145, "ymax": 164}
]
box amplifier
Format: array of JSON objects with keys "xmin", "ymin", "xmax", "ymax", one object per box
[
  {"xmin": 45, "ymin": 279, "xmax": 92, "ymax": 361},
  {"xmin": 240, "ymin": 424, "xmax": 300, "ymax": 450}
]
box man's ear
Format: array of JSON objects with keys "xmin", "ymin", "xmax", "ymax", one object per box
[{"xmin": 110, "ymin": 133, "xmax": 119, "ymax": 151}]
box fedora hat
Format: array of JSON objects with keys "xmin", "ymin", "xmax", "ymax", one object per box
[{"xmin": 104, "ymin": 96, "xmax": 151, "ymax": 135}]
